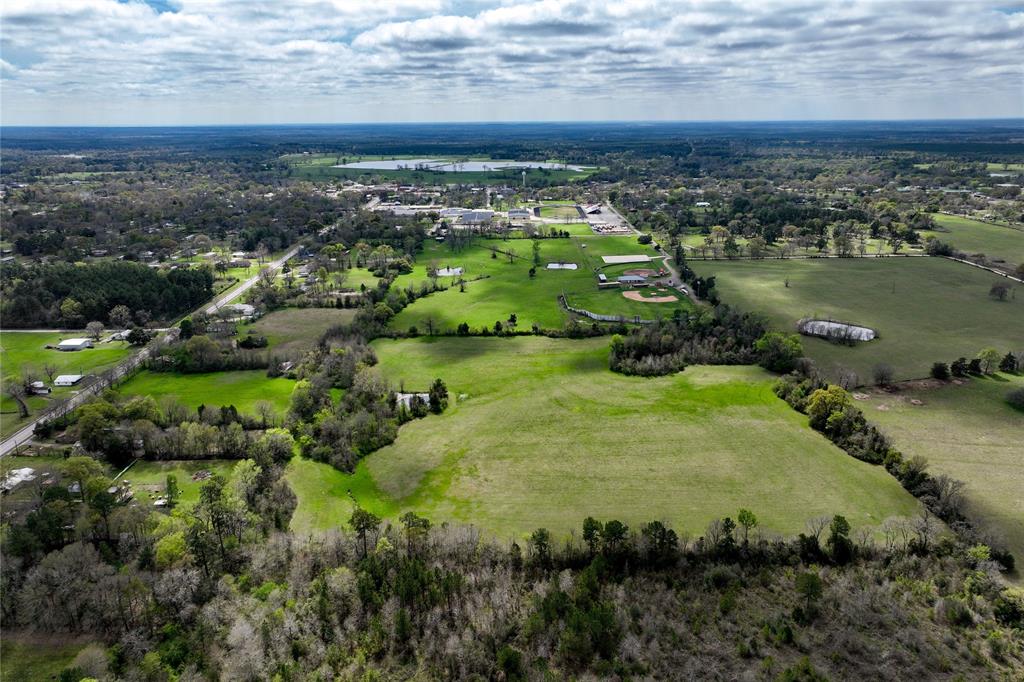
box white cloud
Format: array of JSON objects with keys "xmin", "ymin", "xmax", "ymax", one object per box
[{"xmin": 0, "ymin": 0, "xmax": 1021, "ymax": 124}]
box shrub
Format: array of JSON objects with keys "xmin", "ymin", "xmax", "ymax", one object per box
[
  {"xmin": 1006, "ymin": 387, "xmax": 1024, "ymax": 411},
  {"xmin": 930, "ymin": 362, "xmax": 950, "ymax": 380}
]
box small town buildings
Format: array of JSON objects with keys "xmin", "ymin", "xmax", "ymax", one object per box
[
  {"xmin": 508, "ymin": 208, "xmax": 532, "ymax": 220},
  {"xmin": 57, "ymin": 338, "xmax": 93, "ymax": 351},
  {"xmin": 54, "ymin": 374, "xmax": 84, "ymax": 386}
]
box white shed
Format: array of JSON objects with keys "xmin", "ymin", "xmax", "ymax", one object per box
[
  {"xmin": 57, "ymin": 338, "xmax": 93, "ymax": 351},
  {"xmin": 54, "ymin": 374, "xmax": 84, "ymax": 387}
]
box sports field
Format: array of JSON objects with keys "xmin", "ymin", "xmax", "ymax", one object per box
[
  {"xmin": 117, "ymin": 370, "xmax": 295, "ymax": 419},
  {"xmin": 690, "ymin": 257, "xmax": 1023, "ymax": 383},
  {"xmin": 0, "ymin": 331, "xmax": 132, "ymax": 438},
  {"xmin": 390, "ymin": 236, "xmax": 690, "ymax": 332},
  {"xmin": 865, "ymin": 373, "xmax": 1024, "ymax": 570},
  {"xmin": 287, "ymin": 337, "xmax": 919, "ymax": 539},
  {"xmin": 923, "ymin": 214, "xmax": 1024, "ymax": 265}
]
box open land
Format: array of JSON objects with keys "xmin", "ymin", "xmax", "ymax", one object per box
[
  {"xmin": 689, "ymin": 257, "xmax": 1024, "ymax": 383},
  {"xmin": 286, "ymin": 336, "xmax": 920, "ymax": 538},
  {"xmin": 116, "ymin": 370, "xmax": 295, "ymax": 419}
]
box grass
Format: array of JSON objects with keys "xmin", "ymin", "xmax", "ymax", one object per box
[
  {"xmin": 689, "ymin": 257, "xmax": 1024, "ymax": 383},
  {"xmin": 865, "ymin": 372, "xmax": 1024, "ymax": 573},
  {"xmin": 923, "ymin": 214, "xmax": 1024, "ymax": 265},
  {"xmin": 539, "ymin": 205, "xmax": 580, "ymax": 219},
  {"xmin": 390, "ymin": 237, "xmax": 689, "ymax": 332},
  {"xmin": 117, "ymin": 370, "xmax": 295, "ymax": 419},
  {"xmin": 0, "ymin": 332, "xmax": 132, "ymax": 438},
  {"xmin": 125, "ymin": 459, "xmax": 239, "ymax": 507},
  {"xmin": 243, "ymin": 308, "xmax": 356, "ymax": 355},
  {"xmin": 286, "ymin": 337, "xmax": 919, "ymax": 539},
  {"xmin": 986, "ymin": 162, "xmax": 1024, "ymax": 172},
  {"xmin": 0, "ymin": 634, "xmax": 95, "ymax": 682}
]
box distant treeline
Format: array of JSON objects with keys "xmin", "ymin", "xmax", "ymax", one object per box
[{"xmin": 1, "ymin": 261, "xmax": 213, "ymax": 328}]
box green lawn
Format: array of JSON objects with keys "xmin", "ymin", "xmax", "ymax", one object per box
[
  {"xmin": 922, "ymin": 214, "xmax": 1024, "ymax": 265},
  {"xmin": 690, "ymin": 257, "xmax": 1024, "ymax": 383},
  {"xmin": 117, "ymin": 370, "xmax": 295, "ymax": 419},
  {"xmin": 243, "ymin": 307, "xmax": 356, "ymax": 355},
  {"xmin": 0, "ymin": 331, "xmax": 132, "ymax": 438},
  {"xmin": 539, "ymin": 205, "xmax": 580, "ymax": 219},
  {"xmin": 865, "ymin": 373, "xmax": 1024, "ymax": 573},
  {"xmin": 390, "ymin": 237, "xmax": 688, "ymax": 332},
  {"xmin": 287, "ymin": 337, "xmax": 919, "ymax": 539}
]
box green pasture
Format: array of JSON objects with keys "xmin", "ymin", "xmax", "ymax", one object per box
[
  {"xmin": 690, "ymin": 257, "xmax": 1023, "ymax": 383},
  {"xmin": 866, "ymin": 373, "xmax": 1024, "ymax": 573},
  {"xmin": 286, "ymin": 336, "xmax": 919, "ymax": 539},
  {"xmin": 116, "ymin": 370, "xmax": 295, "ymax": 419},
  {"xmin": 923, "ymin": 214, "xmax": 1024, "ymax": 265},
  {"xmin": 126, "ymin": 459, "xmax": 240, "ymax": 508}
]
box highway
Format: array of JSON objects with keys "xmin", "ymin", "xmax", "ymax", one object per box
[{"xmin": 0, "ymin": 244, "xmax": 301, "ymax": 457}]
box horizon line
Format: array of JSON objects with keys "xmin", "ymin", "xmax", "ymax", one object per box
[{"xmin": 3, "ymin": 116, "xmax": 1024, "ymax": 130}]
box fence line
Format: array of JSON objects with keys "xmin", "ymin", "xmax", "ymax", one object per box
[{"xmin": 560, "ymin": 296, "xmax": 656, "ymax": 324}]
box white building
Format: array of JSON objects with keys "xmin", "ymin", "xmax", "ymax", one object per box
[
  {"xmin": 54, "ymin": 374, "xmax": 84, "ymax": 386},
  {"xmin": 57, "ymin": 338, "xmax": 93, "ymax": 351},
  {"xmin": 508, "ymin": 208, "xmax": 532, "ymax": 220}
]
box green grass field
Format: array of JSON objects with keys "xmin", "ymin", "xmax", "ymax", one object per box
[
  {"xmin": 243, "ymin": 308, "xmax": 356, "ymax": 355},
  {"xmin": 1, "ymin": 332, "xmax": 132, "ymax": 438},
  {"xmin": 286, "ymin": 337, "xmax": 919, "ymax": 539},
  {"xmin": 690, "ymin": 258, "xmax": 1024, "ymax": 383},
  {"xmin": 923, "ymin": 214, "xmax": 1024, "ymax": 265},
  {"xmin": 539, "ymin": 205, "xmax": 580, "ymax": 219},
  {"xmin": 117, "ymin": 370, "xmax": 295, "ymax": 419},
  {"xmin": 390, "ymin": 237, "xmax": 689, "ymax": 332},
  {"xmin": 865, "ymin": 373, "xmax": 1024, "ymax": 572}
]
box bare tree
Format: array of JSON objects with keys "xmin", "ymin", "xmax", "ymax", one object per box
[
  {"xmin": 86, "ymin": 321, "xmax": 105, "ymax": 340},
  {"xmin": 43, "ymin": 363, "xmax": 58, "ymax": 383}
]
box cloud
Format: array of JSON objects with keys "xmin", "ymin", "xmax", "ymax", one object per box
[{"xmin": 0, "ymin": 0, "xmax": 1021, "ymax": 124}]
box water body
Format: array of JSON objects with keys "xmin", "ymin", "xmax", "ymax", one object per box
[{"xmin": 334, "ymin": 159, "xmax": 584, "ymax": 172}]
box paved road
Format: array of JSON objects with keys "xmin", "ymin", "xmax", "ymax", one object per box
[
  {"xmin": 203, "ymin": 245, "xmax": 300, "ymax": 314},
  {"xmin": 1, "ymin": 245, "xmax": 300, "ymax": 457}
]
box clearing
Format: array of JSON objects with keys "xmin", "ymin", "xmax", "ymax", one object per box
[
  {"xmin": 864, "ymin": 373, "xmax": 1024, "ymax": 571},
  {"xmin": 689, "ymin": 257, "xmax": 1023, "ymax": 383},
  {"xmin": 923, "ymin": 214, "xmax": 1024, "ymax": 266},
  {"xmin": 243, "ymin": 307, "xmax": 356, "ymax": 355},
  {"xmin": 287, "ymin": 337, "xmax": 919, "ymax": 539}
]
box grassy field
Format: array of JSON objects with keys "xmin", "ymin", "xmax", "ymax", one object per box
[
  {"xmin": 284, "ymin": 156, "xmax": 596, "ymax": 185},
  {"xmin": 0, "ymin": 634, "xmax": 95, "ymax": 682},
  {"xmin": 690, "ymin": 257, "xmax": 1024, "ymax": 383},
  {"xmin": 286, "ymin": 337, "xmax": 919, "ymax": 539},
  {"xmin": 117, "ymin": 370, "xmax": 295, "ymax": 419},
  {"xmin": 865, "ymin": 373, "xmax": 1024, "ymax": 571},
  {"xmin": 0, "ymin": 331, "xmax": 132, "ymax": 438},
  {"xmin": 923, "ymin": 214, "xmax": 1024, "ymax": 265},
  {"xmin": 126, "ymin": 459, "xmax": 239, "ymax": 507},
  {"xmin": 390, "ymin": 237, "xmax": 689, "ymax": 332},
  {"xmin": 243, "ymin": 307, "xmax": 356, "ymax": 355},
  {"xmin": 539, "ymin": 205, "xmax": 580, "ymax": 219}
]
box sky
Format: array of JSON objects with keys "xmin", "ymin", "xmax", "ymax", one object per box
[{"xmin": 1, "ymin": 0, "xmax": 1023, "ymax": 126}]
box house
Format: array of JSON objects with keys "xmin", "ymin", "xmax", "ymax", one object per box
[
  {"xmin": 54, "ymin": 374, "xmax": 84, "ymax": 387},
  {"xmin": 29, "ymin": 381, "xmax": 51, "ymax": 395},
  {"xmin": 617, "ymin": 275, "xmax": 648, "ymax": 286},
  {"xmin": 57, "ymin": 338, "xmax": 93, "ymax": 351}
]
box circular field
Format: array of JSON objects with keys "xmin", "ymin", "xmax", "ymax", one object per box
[{"xmin": 623, "ymin": 289, "xmax": 678, "ymax": 303}]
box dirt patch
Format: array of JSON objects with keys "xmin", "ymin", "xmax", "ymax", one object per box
[
  {"xmin": 624, "ymin": 268, "xmax": 657, "ymax": 277},
  {"xmin": 910, "ymin": 399, "xmax": 924, "ymax": 406},
  {"xmin": 623, "ymin": 290, "xmax": 678, "ymax": 303},
  {"xmin": 852, "ymin": 393, "xmax": 870, "ymax": 400},
  {"xmin": 876, "ymin": 404, "xmax": 890, "ymax": 411}
]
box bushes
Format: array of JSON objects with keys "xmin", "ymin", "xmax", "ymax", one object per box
[
  {"xmin": 1006, "ymin": 387, "xmax": 1024, "ymax": 411},
  {"xmin": 754, "ymin": 332, "xmax": 803, "ymax": 373}
]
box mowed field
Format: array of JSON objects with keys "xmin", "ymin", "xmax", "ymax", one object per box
[
  {"xmin": 117, "ymin": 370, "xmax": 295, "ymax": 419},
  {"xmin": 865, "ymin": 373, "xmax": 1024, "ymax": 571},
  {"xmin": 0, "ymin": 332, "xmax": 132, "ymax": 438},
  {"xmin": 243, "ymin": 307, "xmax": 356, "ymax": 355},
  {"xmin": 390, "ymin": 236, "xmax": 690, "ymax": 332},
  {"xmin": 690, "ymin": 257, "xmax": 1024, "ymax": 383},
  {"xmin": 287, "ymin": 337, "xmax": 919, "ymax": 538},
  {"xmin": 923, "ymin": 214, "xmax": 1024, "ymax": 266}
]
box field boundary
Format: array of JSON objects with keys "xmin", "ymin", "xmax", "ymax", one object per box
[{"xmin": 560, "ymin": 295, "xmax": 656, "ymax": 324}]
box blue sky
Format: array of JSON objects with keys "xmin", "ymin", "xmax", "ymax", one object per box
[{"xmin": 1, "ymin": 0, "xmax": 1022, "ymax": 125}]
